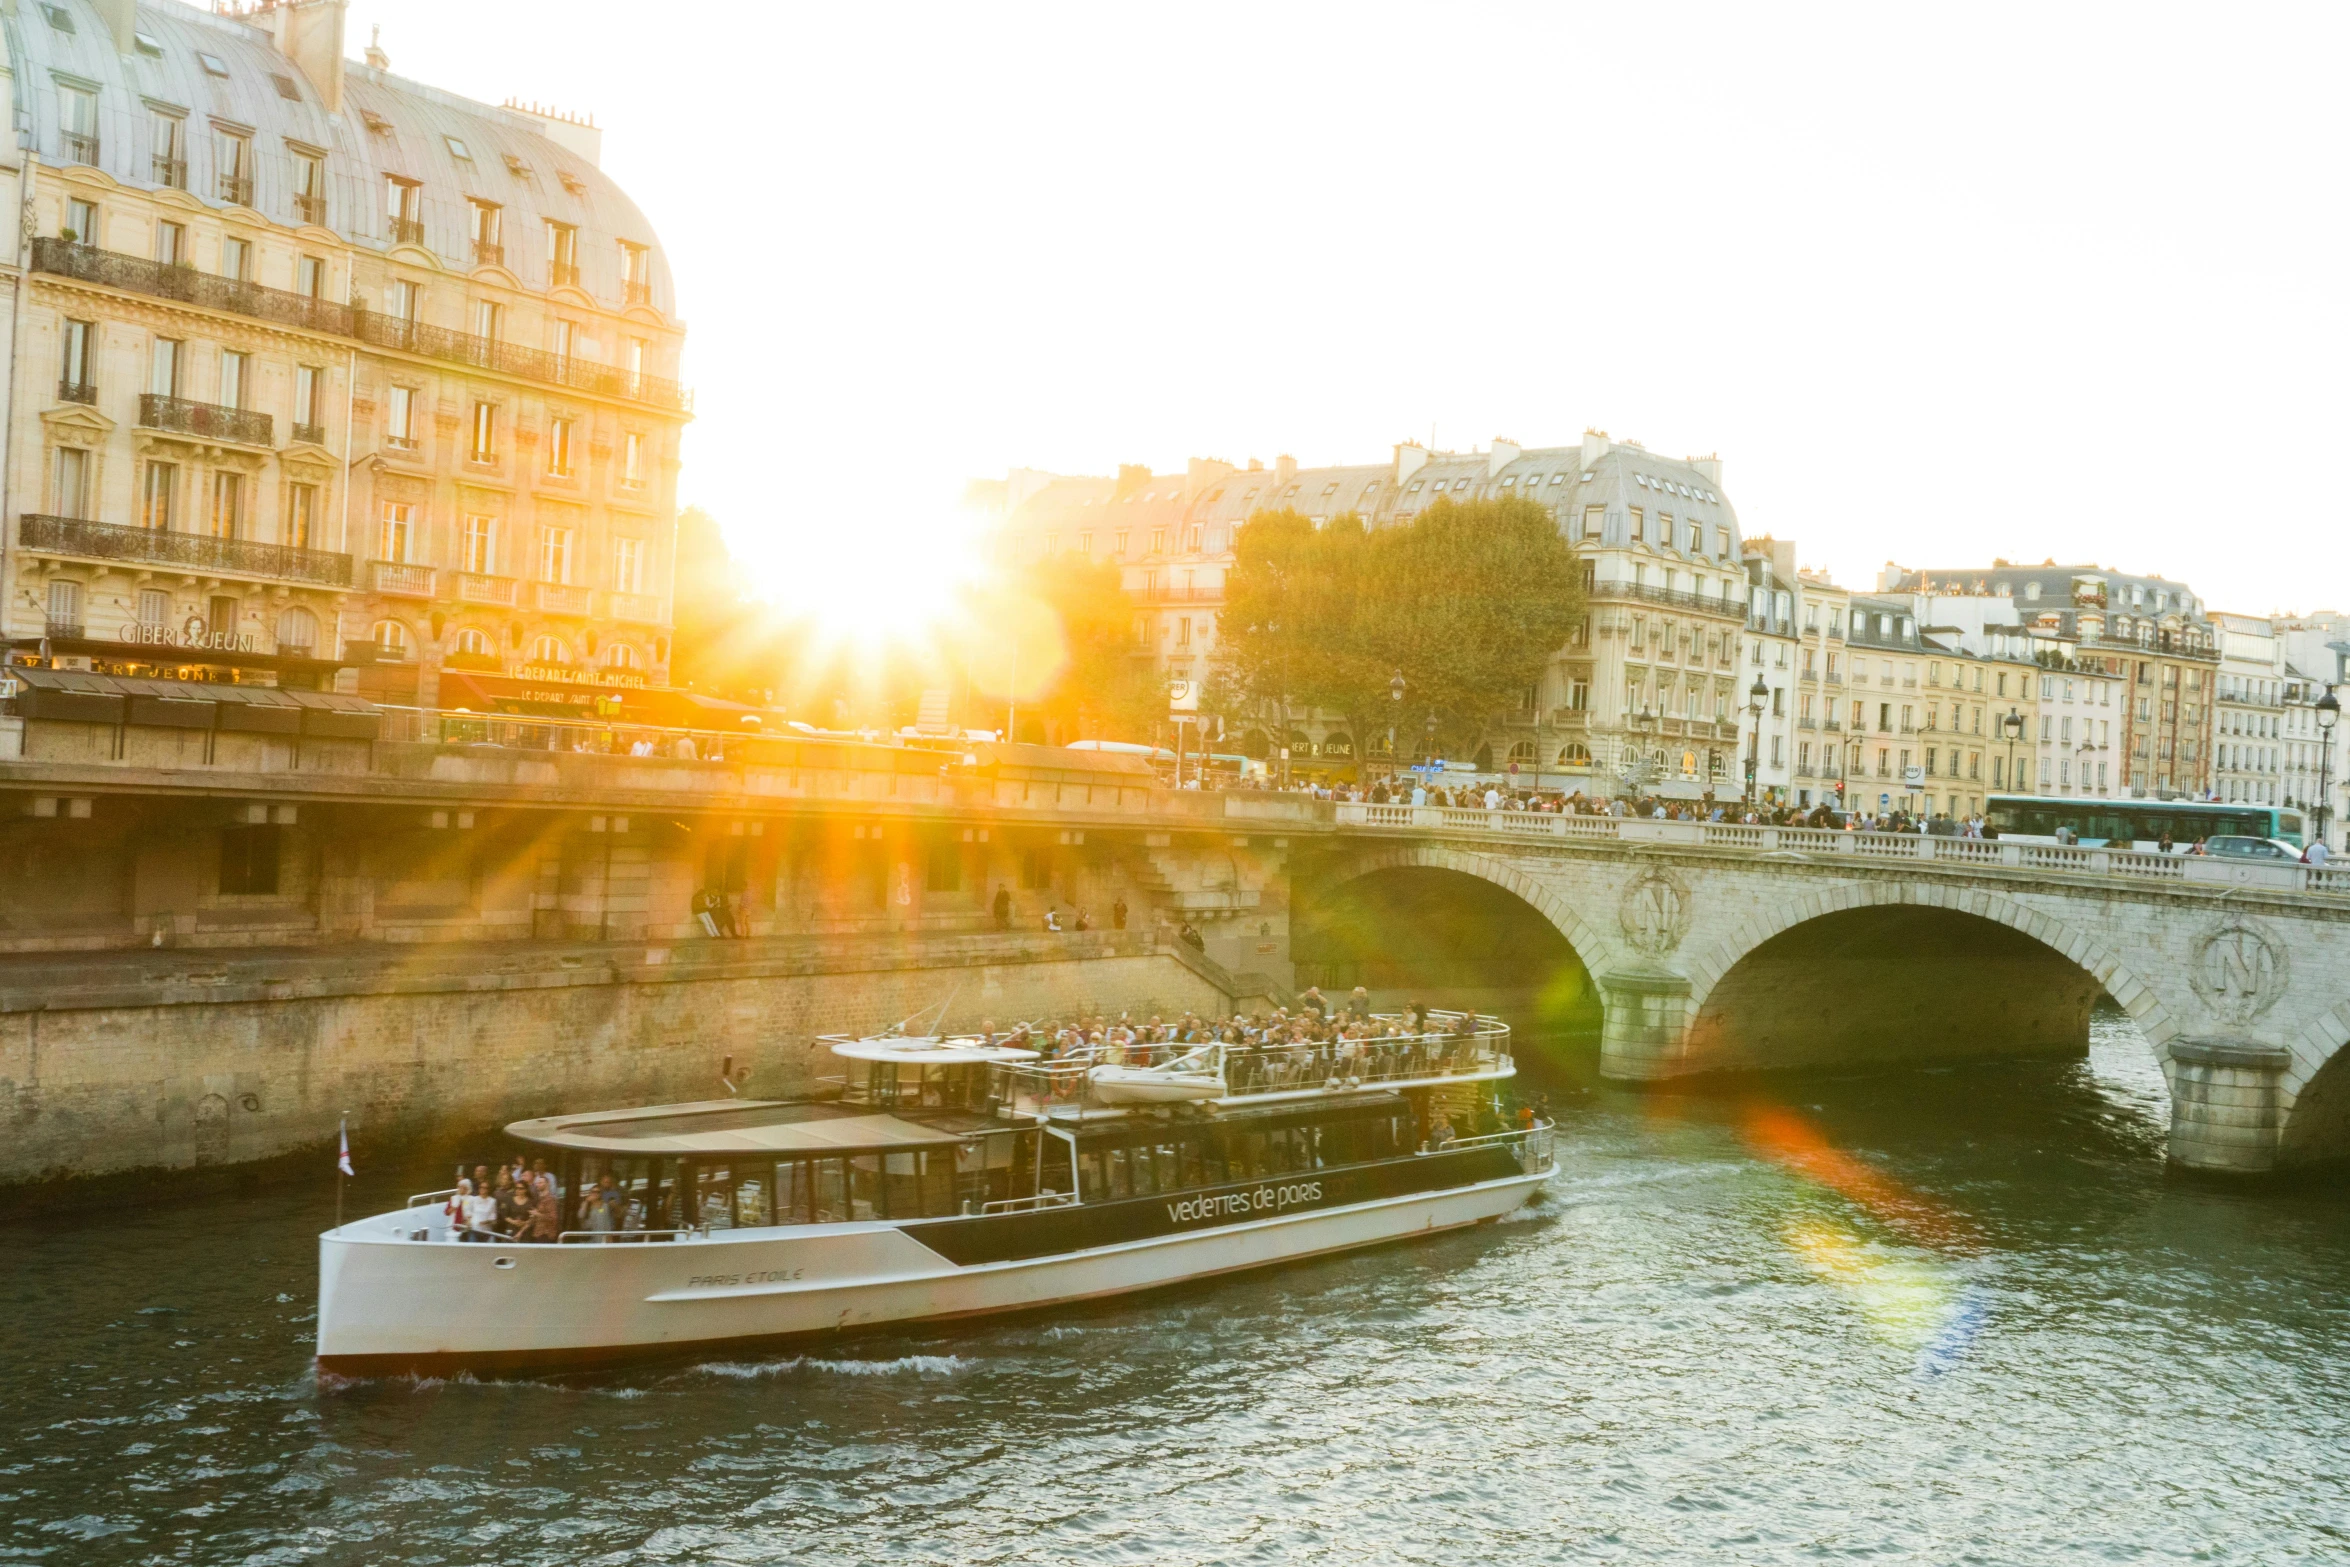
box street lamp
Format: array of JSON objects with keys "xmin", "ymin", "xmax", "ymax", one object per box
[
  {"xmin": 2317, "ymin": 685, "xmax": 2340, "ymax": 849},
  {"xmin": 1388, "ymin": 670, "xmax": 1405, "ymax": 778},
  {"xmin": 1744, "ymin": 674, "xmax": 1769, "ymax": 809},
  {"xmin": 2001, "ymin": 708, "xmax": 2025, "ymax": 794}
]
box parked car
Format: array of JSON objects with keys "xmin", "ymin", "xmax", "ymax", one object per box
[{"xmin": 2201, "ymin": 835, "xmax": 2301, "ymax": 861}]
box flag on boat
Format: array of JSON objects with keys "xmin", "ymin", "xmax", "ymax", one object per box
[{"xmin": 337, "ymin": 1116, "xmax": 355, "ymax": 1177}]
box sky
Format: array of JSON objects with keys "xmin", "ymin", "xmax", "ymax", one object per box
[{"xmin": 335, "ymin": 0, "xmax": 2350, "ymax": 623}]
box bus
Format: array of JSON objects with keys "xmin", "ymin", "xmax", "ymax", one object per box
[{"xmin": 1985, "ymin": 794, "xmax": 2305, "ymax": 850}]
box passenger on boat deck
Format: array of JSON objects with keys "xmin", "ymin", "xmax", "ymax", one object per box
[
  {"xmin": 1428, "ymin": 1111, "xmax": 1457, "ymax": 1150},
  {"xmin": 518, "ymin": 1185, "xmax": 561, "ymax": 1244},
  {"xmin": 460, "ymin": 1181, "xmax": 502, "ymax": 1241},
  {"xmin": 584, "ymin": 1177, "xmax": 620, "ymax": 1236}
]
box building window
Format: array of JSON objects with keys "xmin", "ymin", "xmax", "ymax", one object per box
[
  {"xmin": 286, "ymin": 484, "xmax": 317, "ymax": 550},
  {"xmin": 150, "ymin": 337, "xmax": 182, "ymax": 397},
  {"xmin": 277, "ymin": 605, "xmax": 317, "ymax": 654},
  {"xmin": 53, "ymin": 446, "xmax": 91, "ymax": 519},
  {"xmin": 385, "ymin": 176, "xmax": 422, "ymax": 239},
  {"xmin": 547, "ymin": 417, "xmax": 574, "ymax": 476},
  {"xmin": 293, "ymin": 365, "xmax": 323, "ymax": 437},
  {"xmin": 528, "ymin": 634, "xmax": 569, "ymax": 665},
  {"xmin": 295, "ymin": 254, "xmax": 325, "ymax": 298},
  {"xmin": 372, "ymin": 619, "xmax": 410, "ymax": 658},
  {"xmin": 216, "ymin": 130, "xmax": 252, "ymax": 204},
  {"xmin": 622, "ymin": 432, "xmax": 646, "ymax": 486},
  {"xmin": 60, "ymin": 85, "xmax": 98, "ymax": 164},
  {"xmin": 470, "ymin": 402, "xmax": 496, "ymax": 462},
  {"xmin": 148, "ymin": 110, "xmax": 188, "ymax": 188},
  {"xmin": 605, "ymin": 642, "xmax": 639, "ymax": 671},
  {"xmin": 546, "ymin": 220, "xmax": 579, "ymax": 287},
  {"xmin": 293, "ymin": 153, "xmax": 325, "ymax": 221},
  {"xmin": 620, "ymin": 240, "xmax": 650, "ymax": 301},
  {"xmin": 540, "ymin": 527, "xmax": 574, "ymax": 584},
  {"xmin": 460, "ymin": 514, "xmax": 497, "ymax": 574},
  {"xmin": 218, "ymin": 826, "xmax": 280, "ymax": 896},
  {"xmin": 468, "ymin": 198, "xmax": 503, "ymax": 263},
  {"xmin": 452, "ymin": 627, "xmax": 494, "ymax": 659},
  {"xmin": 377, "ymin": 503, "xmax": 413, "ymax": 563},
  {"xmin": 140, "ymin": 462, "xmax": 176, "ymax": 529},
  {"xmin": 472, "ymin": 299, "xmax": 501, "ymax": 342},
  {"xmin": 209, "ymin": 472, "xmax": 243, "ymax": 540},
  {"xmin": 612, "ymin": 537, "xmax": 644, "ymax": 594},
  {"xmin": 385, "ymin": 385, "xmax": 416, "ymax": 448},
  {"xmin": 219, "ymin": 350, "xmax": 248, "ymax": 410},
  {"xmin": 220, "ymin": 235, "xmax": 251, "ymax": 282},
  {"xmin": 136, "ymin": 588, "xmax": 170, "ymax": 629},
  {"xmin": 388, "ymin": 278, "xmax": 419, "ymax": 321},
  {"xmin": 60, "ymin": 318, "xmax": 94, "ymax": 396},
  {"xmin": 45, "ymin": 577, "xmax": 82, "ymax": 633},
  {"xmin": 550, "ymin": 319, "xmax": 574, "ymax": 365}
]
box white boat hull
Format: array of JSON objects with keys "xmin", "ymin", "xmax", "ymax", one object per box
[{"xmin": 317, "ymin": 1167, "xmax": 1544, "ymax": 1375}]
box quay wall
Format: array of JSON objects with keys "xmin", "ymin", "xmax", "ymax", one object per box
[{"xmin": 0, "ymin": 932, "xmax": 1234, "ymax": 1194}]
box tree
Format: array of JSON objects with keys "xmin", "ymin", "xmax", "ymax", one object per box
[
  {"xmin": 1010, "ymin": 555, "xmax": 1163, "ymax": 743},
  {"xmin": 1211, "ymin": 496, "xmax": 1585, "ymax": 765}
]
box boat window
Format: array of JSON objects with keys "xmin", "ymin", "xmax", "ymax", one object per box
[
  {"xmin": 813, "ymin": 1157, "xmax": 850, "ymax": 1223},
  {"xmin": 849, "ymin": 1155, "xmax": 883, "ymax": 1220}
]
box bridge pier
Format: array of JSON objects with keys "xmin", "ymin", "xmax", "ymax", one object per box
[
  {"xmin": 2165, "ymin": 1039, "xmax": 2293, "ymax": 1176},
  {"xmin": 1595, "ymin": 970, "xmax": 1692, "ymax": 1081}
]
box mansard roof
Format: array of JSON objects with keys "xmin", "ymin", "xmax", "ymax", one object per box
[{"xmin": 7, "ymin": 0, "xmax": 674, "ymax": 314}]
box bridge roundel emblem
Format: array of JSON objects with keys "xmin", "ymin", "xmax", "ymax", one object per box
[
  {"xmin": 2189, "ymin": 918, "xmax": 2287, "ymax": 1025},
  {"xmin": 1617, "ymin": 868, "xmax": 1692, "ymax": 956}
]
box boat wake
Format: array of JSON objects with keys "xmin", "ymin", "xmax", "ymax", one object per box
[{"xmin": 691, "ymin": 1353, "xmax": 975, "ymax": 1381}]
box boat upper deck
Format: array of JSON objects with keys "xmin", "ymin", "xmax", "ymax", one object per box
[{"xmin": 506, "ymin": 1098, "xmax": 999, "ymax": 1156}]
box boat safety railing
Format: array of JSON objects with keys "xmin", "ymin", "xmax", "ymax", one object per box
[
  {"xmin": 406, "ymin": 1187, "xmax": 460, "ymax": 1208},
  {"xmin": 998, "ymin": 1011, "xmax": 1512, "ymax": 1115},
  {"xmin": 1425, "ymin": 1120, "xmax": 1555, "ymax": 1174},
  {"xmin": 979, "ymin": 1190, "xmax": 1079, "ymax": 1215}
]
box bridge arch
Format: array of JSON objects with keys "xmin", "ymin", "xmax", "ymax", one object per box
[
  {"xmin": 2279, "ymin": 1004, "xmax": 2350, "ymax": 1168},
  {"xmin": 1292, "ymin": 843, "xmax": 1620, "ymax": 1016},
  {"xmin": 1678, "ymin": 878, "xmax": 2180, "ymax": 1078}
]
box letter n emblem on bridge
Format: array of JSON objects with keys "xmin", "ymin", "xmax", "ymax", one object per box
[{"xmin": 2189, "ymin": 918, "xmax": 2287, "ymax": 1026}]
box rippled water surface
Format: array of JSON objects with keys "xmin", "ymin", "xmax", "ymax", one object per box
[{"xmin": 6, "ymin": 1010, "xmax": 2348, "ymax": 1565}]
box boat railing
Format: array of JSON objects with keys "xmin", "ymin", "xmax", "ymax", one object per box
[
  {"xmin": 979, "ymin": 1189, "xmax": 1079, "ymax": 1216},
  {"xmin": 996, "ymin": 1018, "xmax": 1513, "ymax": 1115},
  {"xmin": 1426, "ymin": 1120, "xmax": 1555, "ymax": 1174},
  {"xmin": 406, "ymin": 1187, "xmax": 460, "ymax": 1208},
  {"xmin": 555, "ymin": 1228, "xmax": 696, "ymax": 1244}
]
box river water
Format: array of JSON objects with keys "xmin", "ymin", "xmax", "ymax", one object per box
[{"xmin": 5, "ymin": 1008, "xmax": 2347, "ymax": 1565}]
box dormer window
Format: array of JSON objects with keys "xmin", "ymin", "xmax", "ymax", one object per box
[
  {"xmin": 445, "ymin": 135, "xmax": 473, "ymax": 161},
  {"xmin": 557, "ymin": 170, "xmax": 586, "ymax": 196},
  {"xmin": 546, "ymin": 220, "xmax": 579, "ymax": 288},
  {"xmin": 361, "ymin": 110, "xmax": 392, "ymax": 134},
  {"xmin": 468, "ymin": 199, "xmax": 503, "ymax": 265},
  {"xmin": 199, "ymin": 53, "xmax": 229, "ymax": 78}
]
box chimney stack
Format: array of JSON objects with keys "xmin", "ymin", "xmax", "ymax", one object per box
[
  {"xmin": 89, "ymin": 0, "xmax": 136, "ymax": 55},
  {"xmin": 1391, "ymin": 441, "xmax": 1427, "ymax": 485},
  {"xmin": 1273, "ymin": 454, "xmax": 1297, "ymax": 487},
  {"xmin": 256, "ymin": 0, "xmax": 348, "ymax": 115},
  {"xmin": 1580, "ymin": 429, "xmax": 1610, "ymax": 470}
]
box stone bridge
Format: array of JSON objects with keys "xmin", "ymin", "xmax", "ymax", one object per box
[
  {"xmin": 1301, "ymin": 805, "xmax": 2350, "ymax": 1177},
  {"xmin": 3, "ymin": 692, "xmax": 2349, "ymax": 1183}
]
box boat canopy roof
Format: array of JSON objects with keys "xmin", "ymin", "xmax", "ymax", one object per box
[
  {"xmin": 824, "ymin": 1036, "xmax": 1039, "ymax": 1065},
  {"xmin": 506, "ymin": 1098, "xmax": 987, "ymax": 1156}
]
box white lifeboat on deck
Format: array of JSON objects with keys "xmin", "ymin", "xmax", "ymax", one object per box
[{"xmin": 1086, "ymin": 1063, "xmax": 1224, "ymax": 1104}]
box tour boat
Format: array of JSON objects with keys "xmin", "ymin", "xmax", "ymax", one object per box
[{"xmin": 315, "ymin": 1013, "xmax": 1551, "ymax": 1376}]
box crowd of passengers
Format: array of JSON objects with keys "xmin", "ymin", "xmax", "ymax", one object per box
[{"xmin": 993, "ymin": 989, "xmax": 1501, "ymax": 1079}]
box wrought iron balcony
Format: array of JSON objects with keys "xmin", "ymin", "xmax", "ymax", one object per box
[
  {"xmin": 219, "ymin": 174, "xmax": 253, "ymax": 206},
  {"xmin": 473, "ymin": 239, "xmax": 504, "ymax": 268},
  {"xmin": 63, "ymin": 131, "xmax": 99, "ymax": 166},
  {"xmin": 139, "ymin": 393, "xmax": 272, "ymax": 446},
  {"xmin": 550, "ymin": 261, "xmax": 581, "ymax": 289},
  {"xmin": 292, "ymin": 422, "xmax": 326, "ymax": 446},
  {"xmin": 31, "ymin": 238, "xmax": 693, "ymax": 413},
  {"xmin": 294, "ymin": 192, "xmax": 327, "ymax": 225},
  {"xmin": 58, "ymin": 380, "xmax": 96, "ymax": 406},
  {"xmin": 369, "ymin": 561, "xmax": 436, "ymax": 598},
  {"xmin": 19, "ymin": 513, "xmax": 352, "ymax": 588},
  {"xmin": 390, "ymin": 216, "xmax": 425, "ymax": 246},
  {"xmin": 624, "ymin": 280, "xmax": 652, "ymax": 306},
  {"xmin": 153, "ymin": 156, "xmax": 187, "ymax": 190}
]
